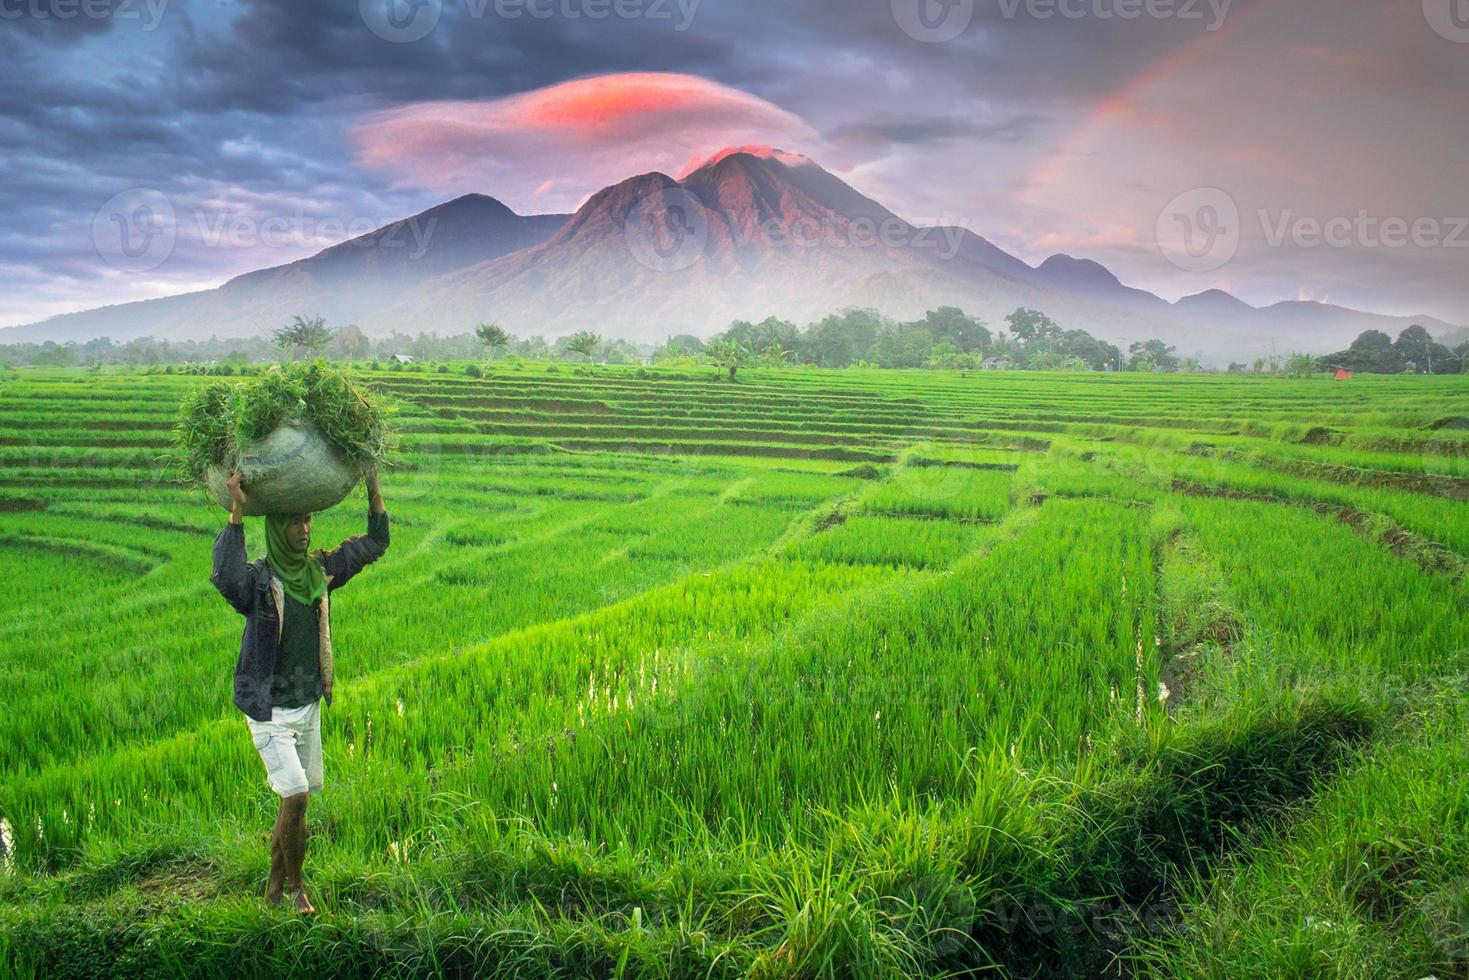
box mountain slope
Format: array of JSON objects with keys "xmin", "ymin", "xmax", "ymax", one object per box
[
  {"xmin": 358, "ymin": 152, "xmax": 1056, "ymax": 339},
  {"xmin": 3, "ymin": 148, "xmax": 1462, "ymax": 361},
  {"xmin": 1, "ymin": 196, "xmax": 569, "ymax": 344}
]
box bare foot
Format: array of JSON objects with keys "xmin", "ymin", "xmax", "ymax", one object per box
[{"xmin": 291, "ymin": 889, "xmax": 316, "ymax": 915}]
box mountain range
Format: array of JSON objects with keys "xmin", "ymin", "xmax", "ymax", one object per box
[{"xmin": 7, "ymin": 148, "xmax": 1464, "ymax": 362}]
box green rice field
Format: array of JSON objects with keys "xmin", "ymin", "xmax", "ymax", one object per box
[{"xmin": 1, "ymin": 363, "xmax": 1466, "ymax": 978}]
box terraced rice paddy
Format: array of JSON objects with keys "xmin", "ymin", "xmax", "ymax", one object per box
[{"xmin": 1, "ymin": 363, "xmax": 1466, "ymax": 978}]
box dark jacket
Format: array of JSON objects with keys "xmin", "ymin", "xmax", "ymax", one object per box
[{"xmin": 211, "ymin": 509, "xmax": 389, "ymax": 721}]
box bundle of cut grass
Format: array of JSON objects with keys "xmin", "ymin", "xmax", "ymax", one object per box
[{"xmin": 172, "ymin": 361, "xmax": 395, "ymax": 515}]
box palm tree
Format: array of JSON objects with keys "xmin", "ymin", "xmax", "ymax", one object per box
[
  {"xmin": 705, "ymin": 339, "xmax": 751, "ymax": 381},
  {"xmin": 475, "ymin": 323, "xmax": 510, "ymax": 360},
  {"xmin": 271, "ymin": 315, "xmax": 334, "ymax": 362},
  {"xmin": 566, "ymin": 331, "xmax": 602, "ymax": 363}
]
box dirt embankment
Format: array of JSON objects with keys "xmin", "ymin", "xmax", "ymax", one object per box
[{"xmin": 1171, "ymin": 479, "xmax": 1465, "ymax": 579}]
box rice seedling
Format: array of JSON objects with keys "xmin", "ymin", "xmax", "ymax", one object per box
[{"xmin": 0, "ymin": 363, "xmax": 1466, "ymax": 976}]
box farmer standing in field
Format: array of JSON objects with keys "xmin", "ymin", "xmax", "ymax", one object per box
[{"xmin": 210, "ymin": 469, "xmax": 389, "ymax": 913}]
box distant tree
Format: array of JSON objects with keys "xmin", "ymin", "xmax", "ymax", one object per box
[
  {"xmin": 513, "ymin": 334, "xmax": 552, "ymax": 359},
  {"xmin": 1453, "ymin": 342, "xmax": 1469, "ymax": 374},
  {"xmin": 705, "ymin": 338, "xmax": 752, "ymax": 381},
  {"xmin": 1252, "ymin": 357, "xmax": 1266, "ymax": 374},
  {"xmin": 1284, "ymin": 352, "xmax": 1315, "ymax": 377},
  {"xmin": 565, "ymin": 331, "xmax": 602, "ymax": 362},
  {"xmin": 924, "ymin": 341, "xmax": 979, "ymax": 371},
  {"xmin": 1394, "ymin": 324, "xmax": 1453, "ymax": 374},
  {"xmin": 804, "ymin": 309, "xmax": 886, "ymax": 368},
  {"xmin": 1226, "ymin": 362, "xmax": 1247, "ymax": 374},
  {"xmin": 1057, "ymin": 329, "xmax": 1121, "ymax": 371},
  {"xmin": 34, "ymin": 342, "xmax": 75, "ymax": 367},
  {"xmin": 1321, "ymin": 329, "xmax": 1403, "ymax": 374},
  {"xmin": 475, "ymin": 323, "xmax": 510, "ymax": 360},
  {"xmin": 1128, "ymin": 339, "xmax": 1178, "ymax": 372},
  {"xmin": 120, "ymin": 336, "xmax": 165, "ymax": 366},
  {"xmin": 1006, "ymin": 308, "xmax": 1064, "ymax": 356},
  {"xmin": 760, "ymin": 340, "xmax": 790, "ymax": 367},
  {"xmin": 330, "ymin": 323, "xmax": 370, "ymax": 360},
  {"xmin": 273, "ymin": 315, "xmax": 334, "ymax": 361},
  {"xmin": 870, "ymin": 321, "xmax": 935, "ymax": 368},
  {"xmin": 668, "ymin": 333, "xmax": 706, "ymax": 355},
  {"xmin": 921, "ymin": 307, "xmax": 991, "ymax": 354}
]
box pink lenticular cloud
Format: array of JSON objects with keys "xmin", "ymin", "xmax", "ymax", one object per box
[
  {"xmin": 350, "ymin": 73, "xmax": 819, "ymax": 215},
  {"xmin": 675, "ymin": 145, "xmax": 814, "ymax": 178}
]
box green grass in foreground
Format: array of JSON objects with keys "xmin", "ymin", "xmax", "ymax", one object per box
[{"xmin": 0, "ymin": 364, "xmax": 1466, "ymax": 977}]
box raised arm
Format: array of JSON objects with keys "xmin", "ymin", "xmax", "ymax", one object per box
[
  {"xmin": 210, "ymin": 470, "xmax": 257, "ymax": 613},
  {"xmin": 320, "ymin": 469, "xmax": 389, "ymax": 590}
]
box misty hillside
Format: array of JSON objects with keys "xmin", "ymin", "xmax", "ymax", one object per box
[{"xmin": 4, "ymin": 150, "xmax": 1462, "ymax": 362}]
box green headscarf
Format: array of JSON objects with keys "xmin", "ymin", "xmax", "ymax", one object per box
[{"xmin": 265, "ymin": 514, "xmax": 327, "ymax": 605}]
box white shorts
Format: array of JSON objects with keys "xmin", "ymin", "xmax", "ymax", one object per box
[{"xmin": 246, "ymin": 701, "xmax": 323, "ymax": 797}]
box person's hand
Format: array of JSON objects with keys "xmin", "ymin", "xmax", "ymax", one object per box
[
  {"xmin": 226, "ymin": 470, "xmax": 247, "ymax": 522},
  {"xmin": 364, "ymin": 466, "xmax": 385, "ymax": 514},
  {"xmin": 224, "ymin": 470, "xmax": 245, "ymax": 505}
]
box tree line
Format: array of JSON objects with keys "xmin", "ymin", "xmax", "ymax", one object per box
[
  {"xmin": 3, "ymin": 308, "xmax": 1464, "ymax": 376},
  {"xmin": 1313, "ymin": 325, "xmax": 1469, "ymax": 375}
]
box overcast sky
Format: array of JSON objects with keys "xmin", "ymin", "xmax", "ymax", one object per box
[{"xmin": 4, "ymin": 0, "xmax": 1467, "ymax": 330}]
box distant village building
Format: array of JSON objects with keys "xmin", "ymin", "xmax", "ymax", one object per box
[
  {"xmin": 391, "ymin": 354, "xmax": 415, "ymax": 364},
  {"xmin": 1334, "ymin": 368, "xmax": 1353, "ymax": 380},
  {"xmin": 981, "ymin": 356, "xmax": 1013, "ymax": 371}
]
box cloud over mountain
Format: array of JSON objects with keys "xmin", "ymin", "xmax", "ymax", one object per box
[{"xmin": 351, "ymin": 73, "xmax": 820, "ymax": 215}]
